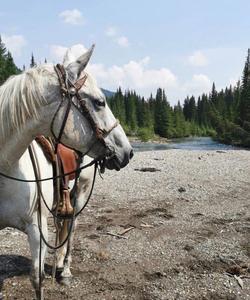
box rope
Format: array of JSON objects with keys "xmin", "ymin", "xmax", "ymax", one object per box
[
  {"xmin": 36, "ymin": 164, "xmax": 97, "ymax": 250},
  {"xmin": 0, "ymin": 158, "xmax": 97, "ymax": 182}
]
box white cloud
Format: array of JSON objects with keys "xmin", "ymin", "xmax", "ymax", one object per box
[
  {"xmin": 88, "ymin": 56, "xmax": 177, "ymax": 97},
  {"xmin": 50, "ymin": 43, "xmax": 87, "ymax": 62},
  {"xmin": 105, "ymin": 26, "xmax": 117, "ymax": 37},
  {"xmin": 117, "ymin": 36, "xmax": 129, "ymax": 48},
  {"xmin": 105, "ymin": 26, "xmax": 130, "ymax": 48},
  {"xmin": 69, "ymin": 44, "xmax": 87, "ymax": 58},
  {"xmin": 50, "ymin": 45, "xmax": 67, "ymax": 62},
  {"xmin": 59, "ymin": 9, "xmax": 84, "ymax": 25},
  {"xmin": 2, "ymin": 34, "xmax": 27, "ymax": 57},
  {"xmin": 188, "ymin": 50, "xmax": 208, "ymax": 67},
  {"xmin": 183, "ymin": 74, "xmax": 211, "ymax": 96}
]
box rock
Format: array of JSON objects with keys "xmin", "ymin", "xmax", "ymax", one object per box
[{"xmin": 178, "ymin": 187, "xmax": 186, "ymax": 193}]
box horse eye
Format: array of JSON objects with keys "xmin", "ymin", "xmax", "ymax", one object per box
[{"xmin": 94, "ymin": 99, "xmax": 105, "ymax": 107}]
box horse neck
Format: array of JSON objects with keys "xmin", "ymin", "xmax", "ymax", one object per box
[
  {"xmin": 0, "ymin": 68, "xmax": 60, "ymax": 169},
  {"xmin": 0, "ymin": 106, "xmax": 55, "ymax": 169}
]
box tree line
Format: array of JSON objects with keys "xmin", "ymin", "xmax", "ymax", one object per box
[
  {"xmin": 1, "ymin": 35, "xmax": 250, "ymax": 146},
  {"xmin": 108, "ymin": 87, "xmax": 216, "ymax": 141}
]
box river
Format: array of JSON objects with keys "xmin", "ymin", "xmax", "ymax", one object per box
[{"xmin": 131, "ymin": 137, "xmax": 241, "ymax": 152}]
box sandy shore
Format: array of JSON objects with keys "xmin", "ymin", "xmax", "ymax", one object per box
[{"xmin": 1, "ymin": 149, "xmax": 250, "ymax": 299}]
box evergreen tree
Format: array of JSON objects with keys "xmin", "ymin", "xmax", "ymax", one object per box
[
  {"xmin": 233, "ymin": 81, "xmax": 241, "ymax": 122},
  {"xmin": 5, "ymin": 51, "xmax": 19, "ymax": 77},
  {"xmin": 239, "ymin": 49, "xmax": 250, "ymax": 124},
  {"xmin": 30, "ymin": 53, "xmax": 36, "ymax": 68},
  {"xmin": 110, "ymin": 87, "xmax": 126, "ymax": 126},
  {"xmin": 173, "ymin": 101, "xmax": 186, "ymax": 137},
  {"xmin": 154, "ymin": 88, "xmax": 172, "ymax": 137},
  {"xmin": 0, "ymin": 36, "xmax": 7, "ymax": 84},
  {"xmin": 210, "ymin": 82, "xmax": 218, "ymax": 105},
  {"xmin": 183, "ymin": 96, "xmax": 196, "ymax": 121},
  {"xmin": 0, "ymin": 36, "xmax": 20, "ymax": 84},
  {"xmin": 126, "ymin": 91, "xmax": 137, "ymax": 132}
]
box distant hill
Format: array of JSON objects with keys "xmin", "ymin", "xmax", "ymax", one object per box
[{"xmin": 101, "ymin": 88, "xmax": 115, "ymax": 98}]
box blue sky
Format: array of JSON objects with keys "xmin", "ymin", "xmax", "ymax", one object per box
[{"xmin": 0, "ymin": 0, "xmax": 250, "ymax": 104}]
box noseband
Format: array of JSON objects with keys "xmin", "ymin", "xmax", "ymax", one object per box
[{"xmin": 51, "ymin": 64, "xmax": 119, "ymax": 154}]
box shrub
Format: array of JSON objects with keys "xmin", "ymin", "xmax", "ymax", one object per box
[{"xmin": 138, "ymin": 127, "xmax": 154, "ymax": 142}]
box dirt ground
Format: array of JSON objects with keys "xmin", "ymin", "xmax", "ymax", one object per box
[{"xmin": 0, "ymin": 149, "xmax": 250, "ymax": 300}]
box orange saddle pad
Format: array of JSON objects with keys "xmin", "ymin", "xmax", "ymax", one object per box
[{"xmin": 57, "ymin": 144, "xmax": 78, "ymax": 181}]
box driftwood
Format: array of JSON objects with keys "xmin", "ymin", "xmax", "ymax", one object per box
[
  {"xmin": 119, "ymin": 227, "xmax": 135, "ymax": 235},
  {"xmin": 103, "ymin": 232, "xmax": 128, "ymax": 239},
  {"xmin": 134, "ymin": 167, "xmax": 161, "ymax": 172}
]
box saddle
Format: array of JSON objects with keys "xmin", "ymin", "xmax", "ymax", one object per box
[{"xmin": 35, "ymin": 136, "xmax": 79, "ymax": 216}]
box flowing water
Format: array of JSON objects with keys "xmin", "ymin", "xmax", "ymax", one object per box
[{"xmin": 131, "ymin": 137, "xmax": 241, "ymax": 152}]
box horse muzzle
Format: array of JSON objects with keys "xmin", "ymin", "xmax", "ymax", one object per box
[{"xmin": 105, "ymin": 149, "xmax": 134, "ymax": 171}]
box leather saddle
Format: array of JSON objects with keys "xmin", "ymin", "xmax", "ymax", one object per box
[{"xmin": 35, "ymin": 136, "xmax": 79, "ymax": 216}]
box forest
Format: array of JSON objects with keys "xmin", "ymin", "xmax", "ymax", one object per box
[{"xmin": 1, "ymin": 35, "xmax": 250, "ymax": 146}]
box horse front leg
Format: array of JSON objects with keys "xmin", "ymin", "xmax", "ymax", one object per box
[
  {"xmin": 56, "ymin": 219, "xmax": 76, "ymax": 285},
  {"xmin": 26, "ymin": 215, "xmax": 48, "ymax": 300}
]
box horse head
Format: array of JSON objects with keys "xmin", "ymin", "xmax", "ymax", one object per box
[{"xmin": 50, "ymin": 45, "xmax": 133, "ymax": 170}]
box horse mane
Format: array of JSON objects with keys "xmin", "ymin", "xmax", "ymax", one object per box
[{"xmin": 0, "ymin": 65, "xmax": 56, "ymax": 140}]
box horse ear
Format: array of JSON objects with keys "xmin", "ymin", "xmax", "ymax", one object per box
[
  {"xmin": 66, "ymin": 44, "xmax": 95, "ymax": 79},
  {"xmin": 63, "ymin": 48, "xmax": 75, "ymax": 67}
]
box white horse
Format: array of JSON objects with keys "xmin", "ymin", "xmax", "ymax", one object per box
[{"xmin": 0, "ymin": 45, "xmax": 133, "ymax": 299}]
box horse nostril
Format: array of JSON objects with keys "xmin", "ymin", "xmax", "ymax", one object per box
[{"xmin": 130, "ymin": 149, "xmax": 134, "ymax": 159}]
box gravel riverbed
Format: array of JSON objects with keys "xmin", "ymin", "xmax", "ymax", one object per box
[{"xmin": 0, "ymin": 149, "xmax": 250, "ymax": 299}]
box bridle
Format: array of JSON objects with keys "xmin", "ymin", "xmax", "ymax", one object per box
[{"xmin": 51, "ymin": 63, "xmax": 119, "ymax": 156}]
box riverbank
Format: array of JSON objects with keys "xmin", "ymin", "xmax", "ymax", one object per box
[
  {"xmin": 131, "ymin": 136, "xmax": 241, "ymax": 152},
  {"xmin": 129, "ymin": 134, "xmax": 170, "ymax": 144},
  {"xmin": 1, "ymin": 149, "xmax": 250, "ymax": 299}
]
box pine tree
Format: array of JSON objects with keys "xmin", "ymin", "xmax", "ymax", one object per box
[
  {"xmin": 0, "ymin": 36, "xmax": 20, "ymax": 84},
  {"xmin": 210, "ymin": 82, "xmax": 218, "ymax": 105},
  {"xmin": 239, "ymin": 49, "xmax": 250, "ymax": 124},
  {"xmin": 0, "ymin": 36, "xmax": 7, "ymax": 84},
  {"xmin": 5, "ymin": 51, "xmax": 19, "ymax": 77},
  {"xmin": 110, "ymin": 87, "xmax": 126, "ymax": 126},
  {"xmin": 153, "ymin": 88, "xmax": 172, "ymax": 137},
  {"xmin": 126, "ymin": 91, "xmax": 137, "ymax": 132},
  {"xmin": 30, "ymin": 53, "xmax": 36, "ymax": 68},
  {"xmin": 233, "ymin": 81, "xmax": 241, "ymax": 122},
  {"xmin": 173, "ymin": 101, "xmax": 186, "ymax": 137},
  {"xmin": 224, "ymin": 86, "xmax": 234, "ymax": 121},
  {"xmin": 183, "ymin": 96, "xmax": 196, "ymax": 121}
]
